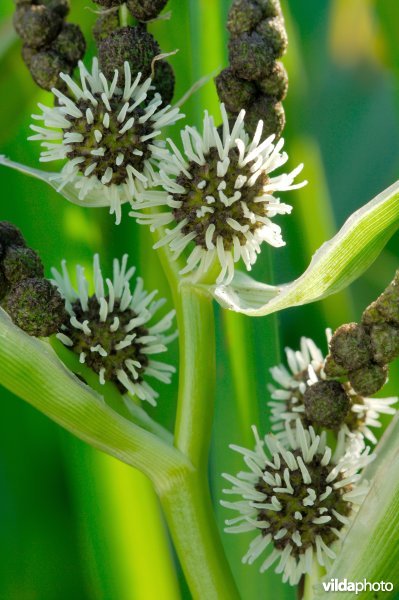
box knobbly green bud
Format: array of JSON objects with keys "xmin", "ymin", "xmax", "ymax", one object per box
[
  {"xmin": 3, "ymin": 246, "xmax": 44, "ymax": 285},
  {"xmin": 150, "ymin": 60, "xmax": 175, "ymax": 105},
  {"xmin": 324, "ymin": 353, "xmax": 348, "ymax": 379},
  {"xmin": 371, "ymin": 270, "xmax": 399, "ymax": 326},
  {"xmin": 93, "ymin": 11, "xmax": 120, "ymax": 45},
  {"xmin": 329, "ymin": 323, "xmax": 372, "ymax": 371},
  {"xmin": 5, "ymin": 277, "xmax": 67, "ymax": 337},
  {"xmin": 229, "ymin": 31, "xmax": 274, "ymax": 81},
  {"xmin": 13, "ymin": 5, "xmax": 62, "ymax": 49},
  {"xmin": 0, "ymin": 222, "xmax": 26, "ymax": 257},
  {"xmin": 51, "ymin": 23, "xmax": 86, "ymax": 65},
  {"xmin": 227, "ymin": 0, "xmax": 263, "ymax": 36},
  {"xmin": 99, "ymin": 26, "xmax": 160, "ymax": 85},
  {"xmin": 21, "ymin": 44, "xmax": 36, "ymax": 68},
  {"xmin": 256, "ymin": 17, "xmax": 288, "ymax": 58},
  {"xmin": 349, "ymin": 363, "xmax": 388, "ymax": 396},
  {"xmin": 257, "ymin": 61, "xmax": 288, "ymax": 101},
  {"xmin": 258, "ymin": 0, "xmax": 281, "ymax": 18},
  {"xmin": 244, "ymin": 97, "xmax": 285, "ymax": 138},
  {"xmin": 0, "ymin": 268, "xmax": 8, "ymax": 301},
  {"xmin": 126, "ymin": 0, "xmax": 168, "ymax": 21},
  {"xmin": 361, "ymin": 300, "xmax": 385, "ymax": 326},
  {"xmin": 303, "ymin": 380, "xmax": 351, "ymax": 429},
  {"xmin": 215, "ymin": 67, "xmax": 257, "ymax": 113},
  {"xmin": 44, "ymin": 0, "xmax": 70, "ymax": 18},
  {"xmin": 369, "ymin": 322, "xmax": 399, "ymax": 365},
  {"xmin": 92, "ymin": 0, "xmax": 123, "ymax": 7},
  {"xmin": 29, "ymin": 50, "xmax": 71, "ymax": 90}
]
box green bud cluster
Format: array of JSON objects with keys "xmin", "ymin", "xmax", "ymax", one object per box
[
  {"xmin": 215, "ymin": 0, "xmax": 288, "ymax": 140},
  {"xmin": 325, "ymin": 270, "xmax": 399, "ymax": 396},
  {"xmin": 13, "ymin": 0, "xmax": 86, "ymax": 91},
  {"xmin": 94, "ymin": 0, "xmax": 174, "ymax": 106},
  {"xmin": 0, "ymin": 222, "xmax": 67, "ymax": 337}
]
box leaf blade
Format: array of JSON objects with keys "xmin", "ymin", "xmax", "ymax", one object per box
[{"xmin": 212, "ymin": 180, "xmax": 399, "ymax": 316}]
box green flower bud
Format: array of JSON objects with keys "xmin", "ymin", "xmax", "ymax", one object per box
[
  {"xmin": 3, "ymin": 246, "xmax": 44, "ymax": 285},
  {"xmin": 257, "ymin": 0, "xmax": 281, "ymax": 18},
  {"xmin": 323, "ymin": 353, "xmax": 348, "ymax": 379},
  {"xmin": 0, "ymin": 268, "xmax": 8, "ymax": 301},
  {"xmin": 227, "ymin": 0, "xmax": 263, "ymax": 36},
  {"xmin": 5, "ymin": 277, "xmax": 67, "ymax": 337},
  {"xmin": 372, "ymin": 270, "xmax": 399, "ymax": 326},
  {"xmin": 41, "ymin": 0, "xmax": 70, "ymax": 18},
  {"xmin": 215, "ymin": 67, "xmax": 257, "ymax": 113},
  {"xmin": 149, "ymin": 60, "xmax": 175, "ymax": 105},
  {"xmin": 99, "ymin": 26, "xmax": 160, "ymax": 85},
  {"xmin": 244, "ymin": 97, "xmax": 285, "ymax": 139},
  {"xmin": 257, "ymin": 61, "xmax": 288, "ymax": 101},
  {"xmin": 93, "ymin": 11, "xmax": 120, "ymax": 45},
  {"xmin": 329, "ymin": 323, "xmax": 372, "ymax": 371},
  {"xmin": 92, "ymin": 0, "xmax": 123, "ymax": 7},
  {"xmin": 303, "ymin": 380, "xmax": 351, "ymax": 430},
  {"xmin": 0, "ymin": 222, "xmax": 26, "ymax": 257},
  {"xmin": 256, "ymin": 17, "xmax": 288, "ymax": 58},
  {"xmin": 21, "ymin": 44, "xmax": 36, "ymax": 68},
  {"xmin": 29, "ymin": 50, "xmax": 72, "ymax": 90},
  {"xmin": 369, "ymin": 322, "xmax": 399, "ymax": 365},
  {"xmin": 229, "ymin": 31, "xmax": 274, "ymax": 81},
  {"xmin": 349, "ymin": 363, "xmax": 388, "ymax": 397},
  {"xmin": 51, "ymin": 23, "xmax": 86, "ymax": 66},
  {"xmin": 126, "ymin": 0, "xmax": 168, "ymax": 21},
  {"xmin": 13, "ymin": 5, "xmax": 62, "ymax": 49},
  {"xmin": 361, "ymin": 300, "xmax": 386, "ymax": 326}
]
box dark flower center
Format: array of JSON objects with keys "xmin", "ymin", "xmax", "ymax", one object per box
[
  {"xmin": 172, "ymin": 147, "xmax": 270, "ymax": 250},
  {"xmin": 255, "ymin": 450, "xmax": 352, "ymax": 559},
  {"xmin": 66, "ymin": 94, "xmax": 154, "ymax": 185},
  {"xmin": 64, "ymin": 296, "xmax": 149, "ymax": 388}
]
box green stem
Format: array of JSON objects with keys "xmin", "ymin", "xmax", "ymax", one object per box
[
  {"xmin": 160, "ymin": 469, "xmax": 240, "ymax": 600},
  {"xmin": 174, "ymin": 283, "xmax": 215, "ymax": 470}
]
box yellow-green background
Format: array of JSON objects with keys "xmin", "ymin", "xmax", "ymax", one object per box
[{"xmin": 0, "ymin": 0, "xmax": 398, "ymax": 598}]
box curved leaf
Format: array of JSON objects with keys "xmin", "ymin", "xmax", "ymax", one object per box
[
  {"xmin": 0, "ymin": 308, "xmax": 189, "ymax": 491},
  {"xmin": 0, "ymin": 154, "xmax": 124, "ymax": 208},
  {"xmin": 212, "ymin": 180, "xmax": 399, "ymax": 316}
]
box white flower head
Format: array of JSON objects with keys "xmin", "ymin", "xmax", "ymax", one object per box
[
  {"xmin": 29, "ymin": 58, "xmax": 183, "ymax": 224},
  {"xmin": 221, "ymin": 420, "xmax": 374, "ymax": 585},
  {"xmin": 130, "ymin": 103, "xmax": 306, "ymax": 284},
  {"xmin": 51, "ymin": 254, "xmax": 177, "ymax": 406},
  {"xmin": 268, "ymin": 332, "xmax": 397, "ymax": 445}
]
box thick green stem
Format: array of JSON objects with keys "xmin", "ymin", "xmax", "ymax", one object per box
[
  {"xmin": 174, "ymin": 283, "xmax": 215, "ymax": 471},
  {"xmin": 160, "ymin": 470, "xmax": 240, "ymax": 600}
]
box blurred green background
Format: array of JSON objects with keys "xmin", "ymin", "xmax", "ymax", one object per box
[{"xmin": 1, "ymin": 0, "xmax": 399, "ymax": 598}]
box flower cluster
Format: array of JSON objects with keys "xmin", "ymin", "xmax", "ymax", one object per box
[
  {"xmin": 131, "ymin": 104, "xmax": 305, "ymax": 284},
  {"xmin": 52, "ymin": 254, "xmax": 176, "ymax": 405},
  {"xmin": 222, "ymin": 421, "xmax": 373, "ymax": 585},
  {"xmin": 29, "ymin": 58, "xmax": 183, "ymax": 223},
  {"xmin": 268, "ymin": 333, "xmax": 396, "ymax": 445},
  {"xmin": 222, "ymin": 331, "xmax": 396, "ymax": 586}
]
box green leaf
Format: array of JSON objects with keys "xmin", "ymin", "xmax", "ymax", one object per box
[
  {"xmin": 313, "ymin": 413, "xmax": 399, "ymax": 599},
  {"xmin": 0, "ymin": 155, "xmax": 126, "ymax": 208},
  {"xmin": 211, "ymin": 180, "xmax": 399, "ymax": 316},
  {"xmin": 0, "ymin": 307, "xmax": 190, "ymax": 492}
]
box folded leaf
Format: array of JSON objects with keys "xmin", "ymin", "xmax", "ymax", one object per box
[
  {"xmin": 0, "ymin": 308, "xmax": 188, "ymax": 489},
  {"xmin": 0, "ymin": 155, "xmax": 117, "ymax": 207},
  {"xmin": 212, "ymin": 180, "xmax": 399, "ymax": 315}
]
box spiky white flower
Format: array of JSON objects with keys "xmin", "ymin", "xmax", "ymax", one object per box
[
  {"xmin": 51, "ymin": 254, "xmax": 176, "ymax": 405},
  {"xmin": 130, "ymin": 104, "xmax": 306, "ymax": 284},
  {"xmin": 221, "ymin": 420, "xmax": 374, "ymax": 585},
  {"xmin": 29, "ymin": 58, "xmax": 183, "ymax": 224},
  {"xmin": 268, "ymin": 333, "xmax": 397, "ymax": 445}
]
